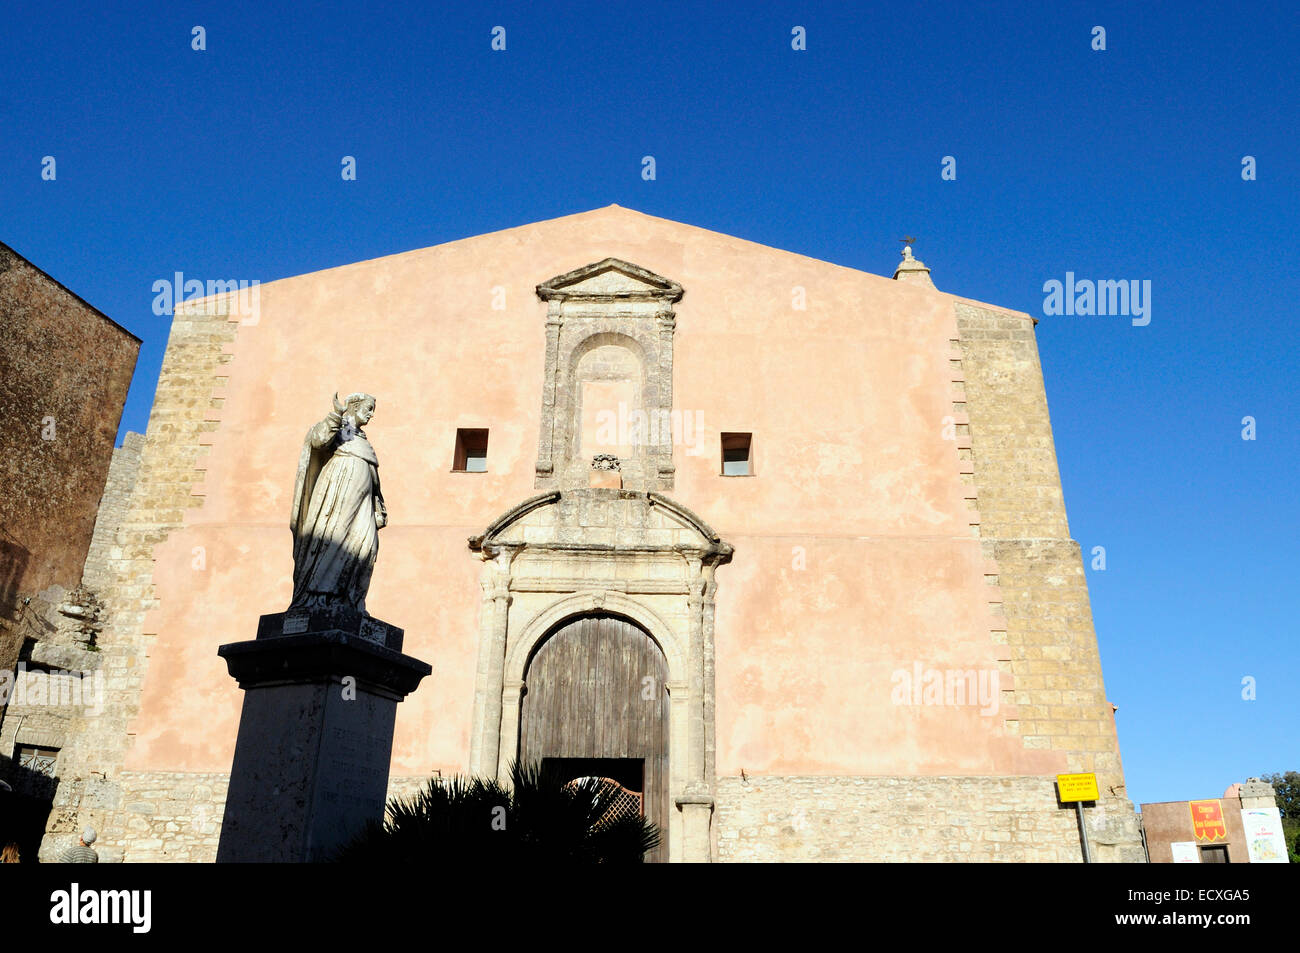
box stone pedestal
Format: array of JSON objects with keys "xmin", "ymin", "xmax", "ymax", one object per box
[
  {"xmin": 215, "ymin": 607, "xmax": 431, "ymax": 863},
  {"xmin": 676, "ymin": 792, "xmax": 715, "ymax": 862}
]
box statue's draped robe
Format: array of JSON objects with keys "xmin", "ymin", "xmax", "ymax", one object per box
[{"xmin": 290, "ymin": 413, "xmax": 385, "ymax": 611}]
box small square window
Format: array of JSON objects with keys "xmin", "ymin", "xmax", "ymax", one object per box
[
  {"xmin": 453, "ymin": 429, "xmax": 489, "ymax": 472},
  {"xmin": 721, "ymin": 433, "xmax": 752, "ymax": 476}
]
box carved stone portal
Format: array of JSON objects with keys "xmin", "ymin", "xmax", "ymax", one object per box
[
  {"xmin": 467, "ymin": 490, "xmax": 731, "ymax": 862},
  {"xmin": 476, "ymin": 259, "xmax": 724, "ymax": 861},
  {"xmin": 534, "ymin": 259, "xmax": 683, "ymax": 492}
]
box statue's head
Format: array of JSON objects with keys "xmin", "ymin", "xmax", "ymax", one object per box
[{"xmin": 344, "ymin": 392, "xmax": 376, "ymax": 426}]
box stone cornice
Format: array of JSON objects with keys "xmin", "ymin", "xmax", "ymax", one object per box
[
  {"xmin": 468, "ymin": 489, "xmax": 733, "ymax": 566},
  {"xmin": 467, "ymin": 491, "xmax": 560, "ymax": 551},
  {"xmin": 536, "ymin": 257, "xmax": 684, "ymax": 303}
]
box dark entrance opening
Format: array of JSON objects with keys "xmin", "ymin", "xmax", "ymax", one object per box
[
  {"xmin": 0, "ymin": 751, "xmax": 59, "ymax": 863},
  {"xmin": 543, "ymin": 757, "xmax": 644, "ymax": 793}
]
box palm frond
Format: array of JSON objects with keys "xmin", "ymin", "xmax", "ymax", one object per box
[{"xmin": 333, "ymin": 761, "xmax": 660, "ymax": 863}]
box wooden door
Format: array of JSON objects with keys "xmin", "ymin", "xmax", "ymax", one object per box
[{"xmin": 519, "ymin": 614, "xmax": 669, "ymax": 862}]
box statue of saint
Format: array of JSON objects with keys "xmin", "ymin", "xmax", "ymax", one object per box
[{"xmin": 289, "ymin": 392, "xmax": 387, "ymax": 613}]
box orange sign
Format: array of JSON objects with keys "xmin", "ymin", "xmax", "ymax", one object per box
[{"xmin": 1190, "ymin": 799, "xmax": 1228, "ymax": 842}]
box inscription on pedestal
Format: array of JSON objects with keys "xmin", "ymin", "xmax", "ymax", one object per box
[{"xmin": 319, "ymin": 724, "xmax": 389, "ymax": 812}]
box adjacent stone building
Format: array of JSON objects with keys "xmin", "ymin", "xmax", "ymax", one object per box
[
  {"xmin": 37, "ymin": 206, "xmax": 1146, "ymax": 862},
  {"xmin": 1142, "ymin": 778, "xmax": 1286, "ymax": 863},
  {"xmin": 0, "ymin": 241, "xmax": 140, "ymax": 860}
]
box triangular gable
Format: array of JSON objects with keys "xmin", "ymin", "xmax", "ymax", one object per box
[{"xmin": 536, "ymin": 257, "xmax": 683, "ymax": 302}]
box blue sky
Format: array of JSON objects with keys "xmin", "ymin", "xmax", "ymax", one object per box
[{"xmin": 2, "ymin": 0, "xmax": 1296, "ymax": 806}]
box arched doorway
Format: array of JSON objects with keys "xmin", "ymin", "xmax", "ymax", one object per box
[{"xmin": 519, "ymin": 613, "xmax": 669, "ymax": 862}]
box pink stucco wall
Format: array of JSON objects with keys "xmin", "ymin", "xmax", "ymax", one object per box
[{"xmin": 126, "ymin": 205, "xmax": 1062, "ymax": 779}]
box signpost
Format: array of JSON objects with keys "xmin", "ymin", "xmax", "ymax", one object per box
[{"xmin": 1058, "ymin": 773, "xmax": 1100, "ymax": 863}]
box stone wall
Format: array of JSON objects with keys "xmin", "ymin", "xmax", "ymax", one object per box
[
  {"xmin": 0, "ymin": 242, "xmax": 139, "ymax": 620},
  {"xmin": 0, "ymin": 590, "xmax": 103, "ymax": 762},
  {"xmin": 36, "ymin": 295, "xmax": 239, "ymax": 861},
  {"xmin": 954, "ymin": 300, "xmax": 1143, "ymax": 861},
  {"xmin": 716, "ymin": 774, "xmax": 1141, "ymax": 862},
  {"xmin": 82, "ymin": 432, "xmax": 146, "ymax": 591},
  {"xmin": 4, "ymin": 430, "xmax": 140, "ymax": 856},
  {"xmin": 48, "ymin": 767, "xmax": 1137, "ymax": 863},
  {"xmin": 41, "ymin": 770, "xmax": 441, "ymax": 862},
  {"xmin": 60, "ymin": 770, "xmax": 232, "ymax": 864}
]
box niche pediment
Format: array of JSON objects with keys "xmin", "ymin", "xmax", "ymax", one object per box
[
  {"xmin": 533, "ymin": 258, "xmax": 683, "ymax": 492},
  {"xmin": 536, "ymin": 258, "xmax": 683, "ymax": 303}
]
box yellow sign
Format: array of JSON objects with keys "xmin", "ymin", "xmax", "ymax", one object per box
[{"xmin": 1057, "ymin": 773, "xmax": 1100, "ymax": 802}]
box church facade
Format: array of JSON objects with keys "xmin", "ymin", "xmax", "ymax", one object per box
[{"xmin": 39, "ymin": 205, "xmax": 1146, "ymax": 862}]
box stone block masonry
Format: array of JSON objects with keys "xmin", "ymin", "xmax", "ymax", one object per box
[
  {"xmin": 81, "ymin": 432, "xmax": 146, "ymax": 592},
  {"xmin": 0, "ymin": 242, "xmax": 140, "ymax": 609},
  {"xmin": 49, "ymin": 770, "xmax": 445, "ymax": 862},
  {"xmin": 36, "ymin": 295, "xmax": 240, "ymax": 861},
  {"xmin": 953, "ymin": 300, "xmax": 1143, "ymax": 861},
  {"xmin": 716, "ymin": 775, "xmax": 1139, "ymax": 862}
]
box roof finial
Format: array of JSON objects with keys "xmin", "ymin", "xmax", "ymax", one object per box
[{"xmin": 894, "ymin": 236, "xmax": 935, "ymax": 288}]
